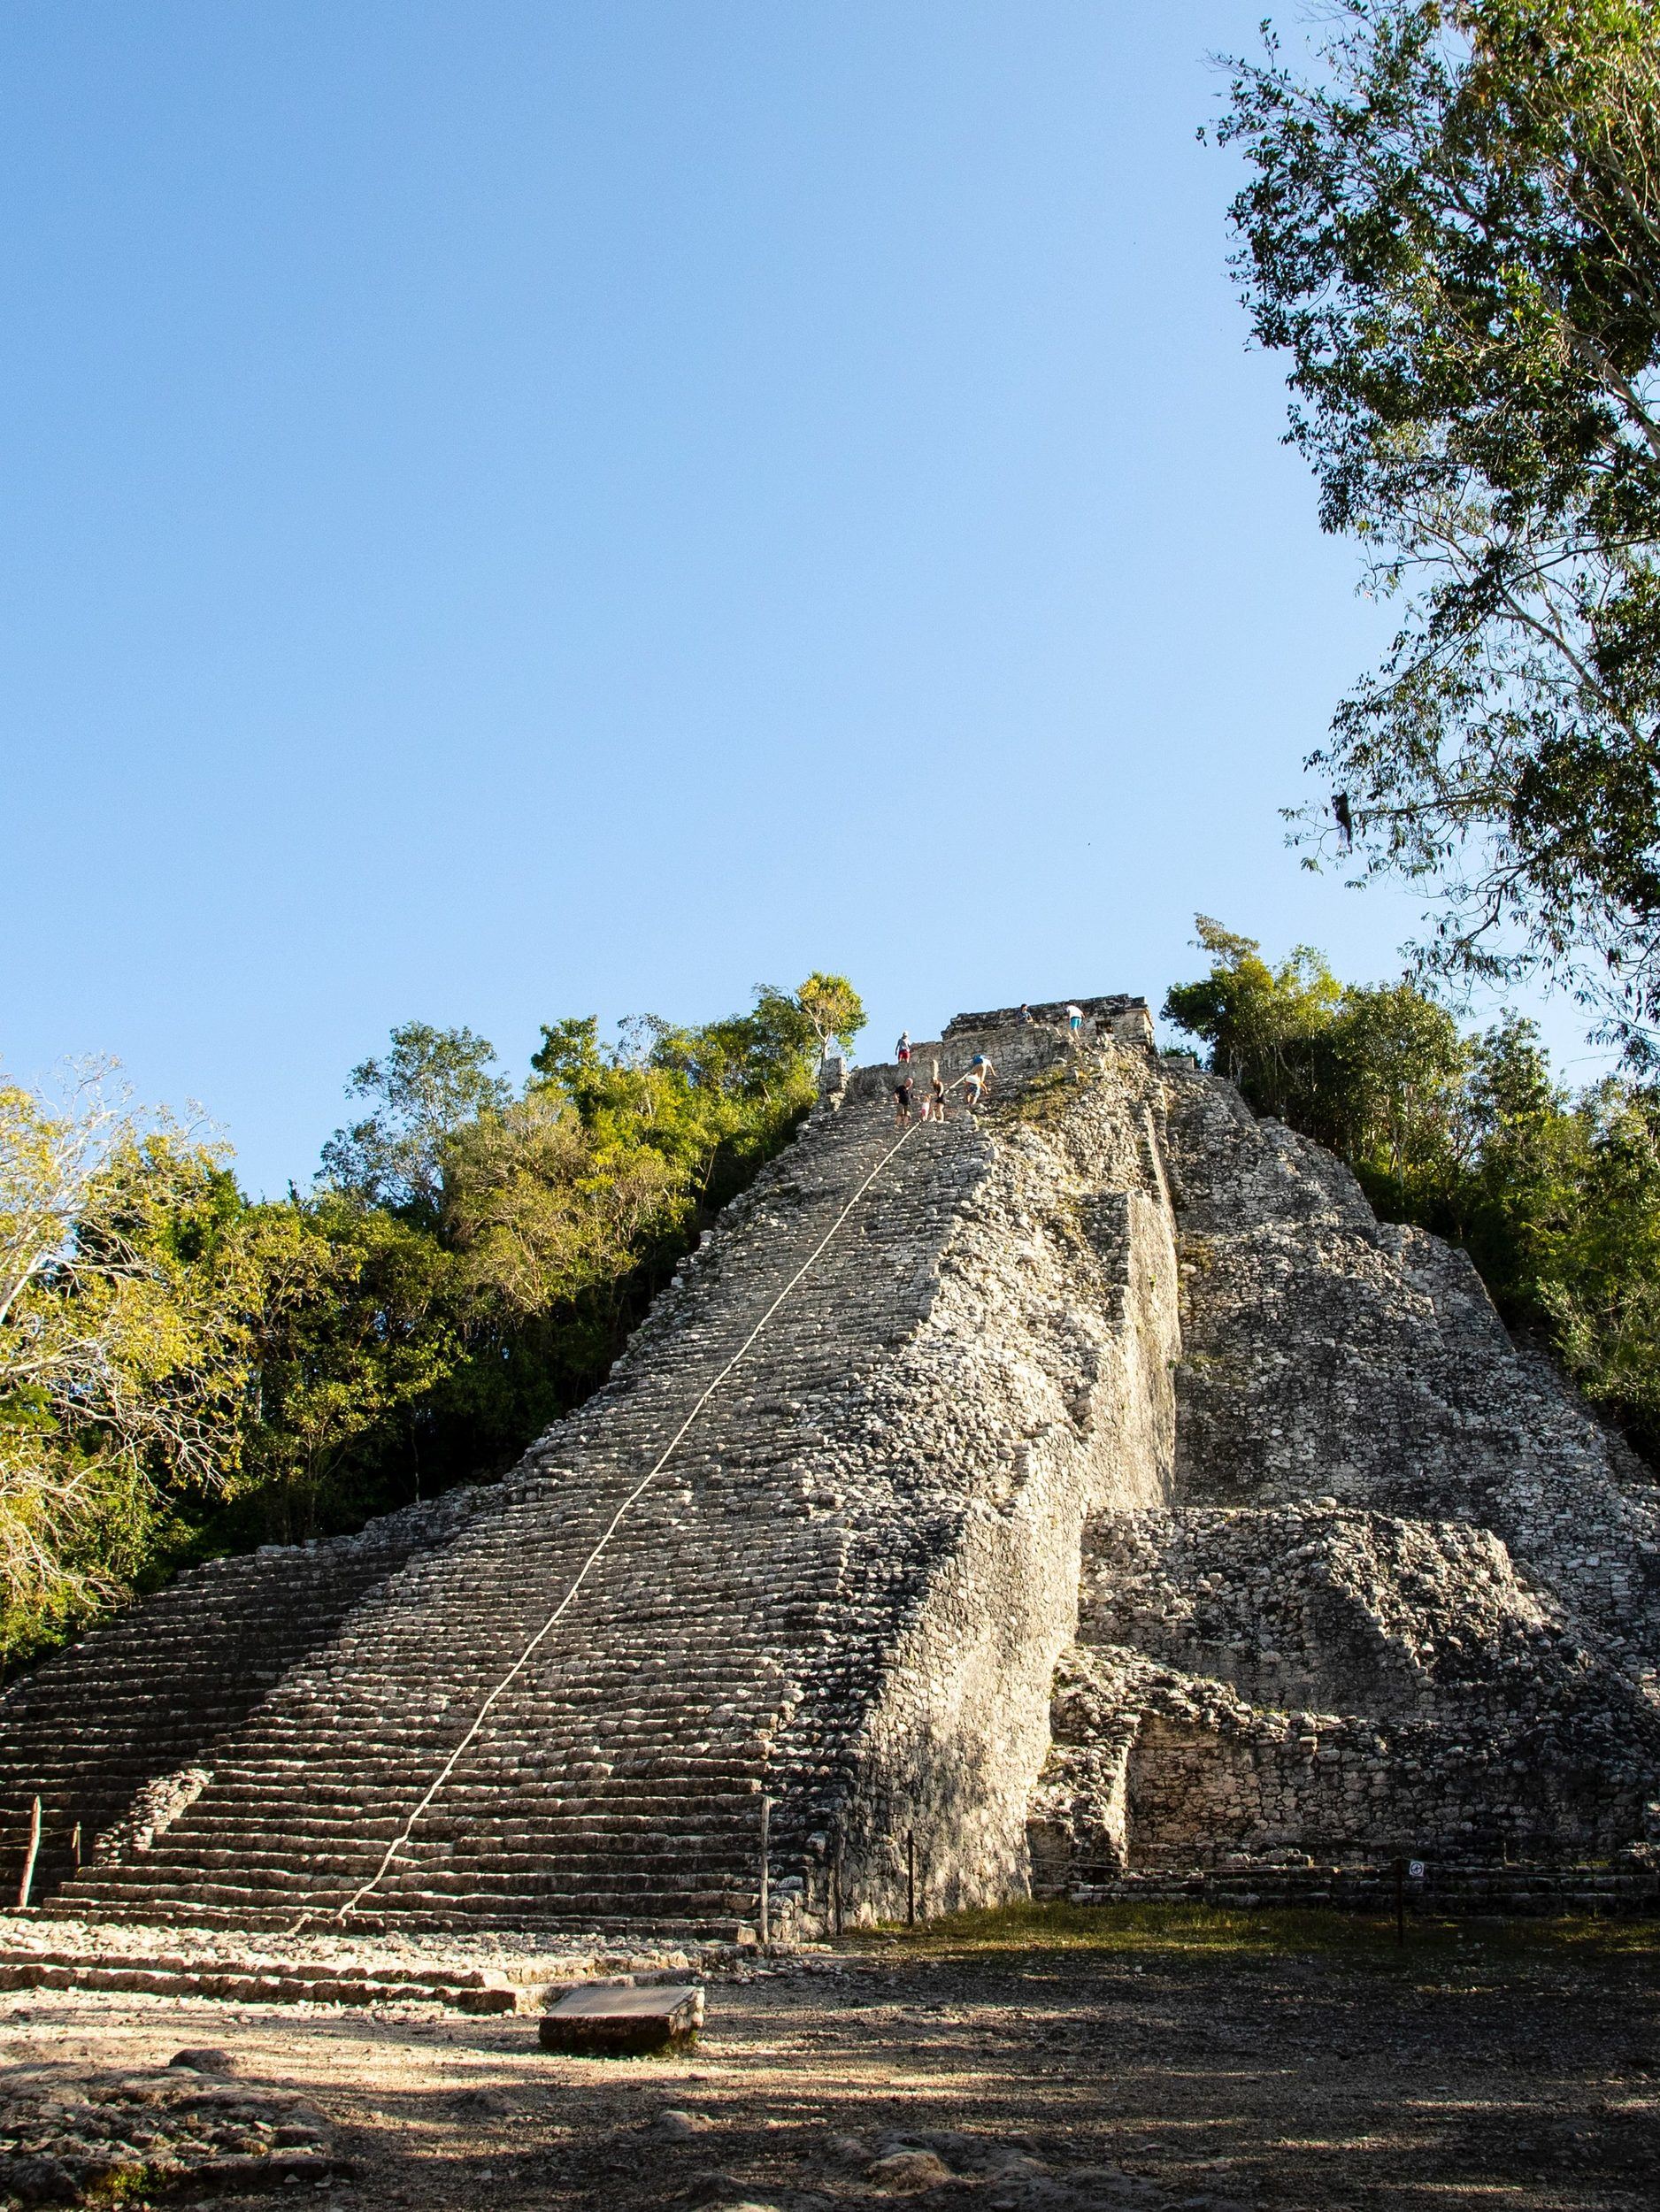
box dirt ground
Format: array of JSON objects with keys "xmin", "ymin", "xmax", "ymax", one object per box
[{"xmin": 2, "ymin": 1905, "xmax": 1656, "ymax": 2212}]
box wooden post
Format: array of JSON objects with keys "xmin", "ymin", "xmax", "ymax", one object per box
[
  {"xmin": 17, "ymin": 1797, "xmax": 42, "ymax": 1910},
  {"xmin": 69, "ymin": 1823, "xmax": 81, "ymax": 1875},
  {"xmin": 757, "ymin": 1796, "xmax": 771, "ymax": 1949},
  {"xmin": 906, "ymin": 1828, "xmax": 916, "ymax": 1929},
  {"xmin": 831, "ymin": 1832, "xmax": 843, "ymax": 1939}
]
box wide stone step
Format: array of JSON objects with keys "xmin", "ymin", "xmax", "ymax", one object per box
[
  {"xmin": 46, "ymin": 1900, "xmax": 756, "ymax": 1940},
  {"xmin": 0, "ymin": 1947, "xmax": 526, "ymax": 2013},
  {"xmin": 97, "ymin": 1836, "xmax": 758, "ymax": 1884}
]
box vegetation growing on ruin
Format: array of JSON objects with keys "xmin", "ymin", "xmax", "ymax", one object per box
[
  {"xmin": 1165, "ymin": 918, "xmax": 1660, "ymax": 1462},
  {"xmin": 995, "ymin": 1063, "xmax": 1090, "ymax": 1131},
  {"xmin": 849, "ymin": 1896, "xmax": 1660, "ymax": 1964},
  {"xmin": 0, "ymin": 974, "xmax": 863, "ymax": 1669}
]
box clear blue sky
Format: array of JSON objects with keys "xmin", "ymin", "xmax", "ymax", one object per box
[{"xmin": 0, "ymin": 2, "xmax": 1604, "ymax": 1194}]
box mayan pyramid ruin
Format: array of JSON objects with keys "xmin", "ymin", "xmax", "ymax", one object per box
[{"xmin": 3, "ymin": 997, "xmax": 1657, "ymax": 1961}]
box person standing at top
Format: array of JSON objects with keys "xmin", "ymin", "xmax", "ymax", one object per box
[
  {"xmin": 1018, "ymin": 1003, "xmax": 1033, "ymax": 1025},
  {"xmin": 1065, "ymin": 1003, "xmax": 1084, "ymax": 1040},
  {"xmin": 897, "ymin": 1031, "xmax": 912, "ymax": 1064}
]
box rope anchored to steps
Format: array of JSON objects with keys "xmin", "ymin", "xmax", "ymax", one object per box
[{"xmin": 325, "ymin": 1111, "xmax": 922, "ymax": 1925}]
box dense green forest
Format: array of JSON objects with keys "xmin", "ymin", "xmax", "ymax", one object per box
[
  {"xmin": 1165, "ymin": 919, "xmax": 1660, "ymax": 1465},
  {"xmin": 0, "ymin": 974, "xmax": 862, "ymax": 1671}
]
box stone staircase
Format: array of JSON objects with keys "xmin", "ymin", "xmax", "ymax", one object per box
[
  {"xmin": 5, "ymin": 1002, "xmax": 1173, "ymax": 1940},
  {"xmin": 0, "ymin": 1495, "xmax": 476, "ymax": 1906}
]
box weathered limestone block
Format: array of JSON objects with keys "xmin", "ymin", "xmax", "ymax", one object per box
[
  {"xmin": 1032, "ymin": 1059, "xmax": 1660, "ymax": 1895},
  {"xmin": 538, "ymin": 1980, "xmax": 703, "ymax": 2055}
]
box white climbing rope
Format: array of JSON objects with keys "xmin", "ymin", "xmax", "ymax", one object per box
[{"xmin": 328, "ymin": 1111, "xmax": 921, "ymax": 1924}]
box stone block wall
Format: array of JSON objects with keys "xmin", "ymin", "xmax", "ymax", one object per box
[{"xmin": 1031, "ymin": 1061, "xmax": 1660, "ymax": 1896}]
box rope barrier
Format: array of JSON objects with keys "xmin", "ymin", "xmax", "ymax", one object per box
[{"xmin": 326, "ymin": 1110, "xmax": 922, "ymax": 1925}]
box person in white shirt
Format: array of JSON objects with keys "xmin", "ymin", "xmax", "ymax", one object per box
[{"xmin": 957, "ymin": 1052, "xmax": 995, "ymax": 1111}]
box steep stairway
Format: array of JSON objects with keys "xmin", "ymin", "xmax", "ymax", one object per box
[
  {"xmin": 0, "ymin": 1496, "xmax": 473, "ymax": 1905},
  {"xmin": 43, "ymin": 1087, "xmax": 992, "ymax": 1932}
]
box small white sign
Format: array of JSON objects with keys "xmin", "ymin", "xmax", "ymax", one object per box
[{"xmin": 1408, "ymin": 1860, "xmax": 1426, "ymax": 1879}]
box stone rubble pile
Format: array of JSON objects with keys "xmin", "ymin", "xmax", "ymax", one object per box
[{"xmin": 0, "ymin": 2056, "xmax": 340, "ymax": 2205}]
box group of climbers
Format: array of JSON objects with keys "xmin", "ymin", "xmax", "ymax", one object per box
[
  {"xmin": 892, "ymin": 1027, "xmax": 995, "ymax": 1125},
  {"xmin": 889, "ymin": 1002, "xmax": 1098, "ymax": 1127},
  {"xmin": 1017, "ymin": 1000, "xmax": 1086, "ymax": 1035}
]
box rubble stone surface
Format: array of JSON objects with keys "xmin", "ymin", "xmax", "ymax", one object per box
[
  {"xmin": 1031, "ymin": 1057, "xmax": 1660, "ymax": 1900},
  {"xmin": 0, "ymin": 2059, "xmax": 342, "ymax": 2204}
]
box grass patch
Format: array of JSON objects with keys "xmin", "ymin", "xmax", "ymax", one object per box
[
  {"xmin": 990, "ymin": 1065, "xmax": 1093, "ymax": 1131},
  {"xmin": 838, "ymin": 1897, "xmax": 1660, "ymax": 1969}
]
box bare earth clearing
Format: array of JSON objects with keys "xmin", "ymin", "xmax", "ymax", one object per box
[{"xmin": 2, "ymin": 1907, "xmax": 1655, "ymax": 2212}]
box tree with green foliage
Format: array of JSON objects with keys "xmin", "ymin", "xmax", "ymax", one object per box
[
  {"xmin": 225, "ymin": 1194, "xmax": 460, "ymax": 1543},
  {"xmin": 1218, "ymin": 1, "xmax": 1660, "ymax": 1055},
  {"xmin": 0, "ymin": 1066, "xmax": 250, "ymax": 1661},
  {"xmin": 794, "ymin": 972, "xmax": 866, "ymax": 1056},
  {"xmin": 1537, "ymin": 1081, "xmax": 1660, "ymax": 1432},
  {"xmin": 1161, "ymin": 917, "xmax": 1343, "ymax": 1124},
  {"xmin": 1323, "ymin": 980, "xmax": 1479, "ymax": 1208},
  {"xmin": 319, "ymin": 1021, "xmax": 512, "ymax": 1221}
]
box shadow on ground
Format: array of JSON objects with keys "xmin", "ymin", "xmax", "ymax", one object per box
[{"xmin": 0, "ymin": 1905, "xmax": 1655, "ymax": 2211}]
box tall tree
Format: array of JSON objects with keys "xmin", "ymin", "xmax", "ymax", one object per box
[
  {"xmin": 1162, "ymin": 916, "xmax": 1342, "ymax": 1121},
  {"xmin": 793, "ymin": 972, "xmax": 866, "ymax": 1056},
  {"xmin": 228, "ymin": 1194, "xmax": 459, "ymax": 1542},
  {"xmin": 0, "ymin": 1064, "xmax": 247, "ymax": 1657},
  {"xmin": 319, "ymin": 1022, "xmax": 511, "ymax": 1221},
  {"xmin": 1219, "ymin": 1, "xmax": 1660, "ymax": 1055}
]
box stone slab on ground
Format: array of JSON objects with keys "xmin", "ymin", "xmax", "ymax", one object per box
[{"xmin": 538, "ymin": 1980, "xmax": 704, "ymax": 2056}]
